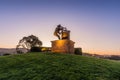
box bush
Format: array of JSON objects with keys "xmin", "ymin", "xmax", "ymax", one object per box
[
  {"xmin": 30, "ymin": 47, "xmax": 42, "ymax": 52},
  {"xmin": 108, "ymin": 55, "xmax": 120, "ymax": 60},
  {"xmin": 3, "ymin": 53, "xmax": 10, "ymax": 56},
  {"xmin": 41, "ymin": 47, "xmax": 51, "ymax": 52},
  {"xmin": 74, "ymin": 48, "xmax": 82, "ymax": 55}
]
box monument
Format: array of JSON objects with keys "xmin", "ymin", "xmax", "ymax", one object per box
[{"xmin": 51, "ymin": 24, "xmax": 75, "ymax": 54}]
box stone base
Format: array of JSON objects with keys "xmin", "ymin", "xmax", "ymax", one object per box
[{"xmin": 51, "ymin": 40, "xmax": 75, "ymax": 54}]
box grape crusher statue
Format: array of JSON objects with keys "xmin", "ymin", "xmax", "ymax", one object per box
[
  {"xmin": 51, "ymin": 24, "xmax": 75, "ymax": 54},
  {"xmin": 54, "ymin": 24, "xmax": 70, "ymax": 40}
]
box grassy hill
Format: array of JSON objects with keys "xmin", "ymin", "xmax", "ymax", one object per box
[{"xmin": 0, "ymin": 53, "xmax": 120, "ymax": 80}]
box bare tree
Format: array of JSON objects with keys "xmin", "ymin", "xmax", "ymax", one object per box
[{"xmin": 16, "ymin": 35, "xmax": 42, "ymax": 53}]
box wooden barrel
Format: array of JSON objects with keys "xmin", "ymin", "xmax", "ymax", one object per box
[{"xmin": 62, "ymin": 31, "xmax": 70, "ymax": 40}]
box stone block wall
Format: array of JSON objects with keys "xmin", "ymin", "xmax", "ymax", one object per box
[{"xmin": 51, "ymin": 40, "xmax": 75, "ymax": 54}]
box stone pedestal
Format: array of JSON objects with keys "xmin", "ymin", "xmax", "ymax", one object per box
[{"xmin": 51, "ymin": 40, "xmax": 75, "ymax": 54}]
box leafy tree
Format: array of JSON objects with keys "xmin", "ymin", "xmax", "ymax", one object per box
[{"xmin": 16, "ymin": 35, "xmax": 42, "ymax": 53}]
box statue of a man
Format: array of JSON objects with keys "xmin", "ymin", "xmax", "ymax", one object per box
[{"xmin": 54, "ymin": 24, "xmax": 64, "ymax": 40}]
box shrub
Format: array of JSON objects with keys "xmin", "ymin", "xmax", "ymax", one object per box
[
  {"xmin": 30, "ymin": 47, "xmax": 42, "ymax": 52},
  {"xmin": 74, "ymin": 48, "xmax": 82, "ymax": 55},
  {"xmin": 3, "ymin": 53, "xmax": 10, "ymax": 56},
  {"xmin": 108, "ymin": 55, "xmax": 120, "ymax": 60},
  {"xmin": 41, "ymin": 47, "xmax": 51, "ymax": 52}
]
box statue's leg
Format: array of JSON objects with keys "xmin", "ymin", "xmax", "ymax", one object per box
[
  {"xmin": 57, "ymin": 34, "xmax": 60, "ymax": 40},
  {"xmin": 54, "ymin": 32, "xmax": 60, "ymax": 40}
]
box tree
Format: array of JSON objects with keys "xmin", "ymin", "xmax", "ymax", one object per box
[{"xmin": 16, "ymin": 35, "xmax": 42, "ymax": 53}]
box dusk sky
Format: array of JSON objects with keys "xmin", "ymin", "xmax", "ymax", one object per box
[{"xmin": 0, "ymin": 0, "xmax": 120, "ymax": 55}]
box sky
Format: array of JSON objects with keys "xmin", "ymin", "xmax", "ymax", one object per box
[{"xmin": 0, "ymin": 0, "xmax": 120, "ymax": 55}]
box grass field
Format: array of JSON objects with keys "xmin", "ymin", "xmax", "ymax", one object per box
[{"xmin": 0, "ymin": 52, "xmax": 120, "ymax": 80}]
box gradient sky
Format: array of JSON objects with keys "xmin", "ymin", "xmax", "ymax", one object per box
[{"xmin": 0, "ymin": 0, "xmax": 120, "ymax": 55}]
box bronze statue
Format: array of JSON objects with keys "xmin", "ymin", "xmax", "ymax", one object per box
[{"xmin": 54, "ymin": 24, "xmax": 70, "ymax": 40}]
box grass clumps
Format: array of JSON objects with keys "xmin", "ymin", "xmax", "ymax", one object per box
[{"xmin": 0, "ymin": 52, "xmax": 120, "ymax": 80}]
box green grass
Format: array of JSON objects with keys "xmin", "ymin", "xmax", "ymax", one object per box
[{"xmin": 0, "ymin": 52, "xmax": 120, "ymax": 80}]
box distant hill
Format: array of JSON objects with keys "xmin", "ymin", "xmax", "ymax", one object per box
[
  {"xmin": 0, "ymin": 48, "xmax": 16, "ymax": 55},
  {"xmin": 0, "ymin": 48, "xmax": 27, "ymax": 56},
  {"xmin": 0, "ymin": 53, "xmax": 120, "ymax": 80}
]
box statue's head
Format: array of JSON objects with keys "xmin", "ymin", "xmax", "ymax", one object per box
[{"xmin": 57, "ymin": 24, "xmax": 61, "ymax": 28}]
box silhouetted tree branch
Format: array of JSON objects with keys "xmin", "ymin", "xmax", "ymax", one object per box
[{"xmin": 16, "ymin": 35, "xmax": 42, "ymax": 53}]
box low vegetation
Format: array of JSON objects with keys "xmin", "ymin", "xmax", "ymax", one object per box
[{"xmin": 0, "ymin": 53, "xmax": 120, "ymax": 80}]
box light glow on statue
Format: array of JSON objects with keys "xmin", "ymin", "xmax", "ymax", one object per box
[{"xmin": 51, "ymin": 24, "xmax": 75, "ymax": 54}]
